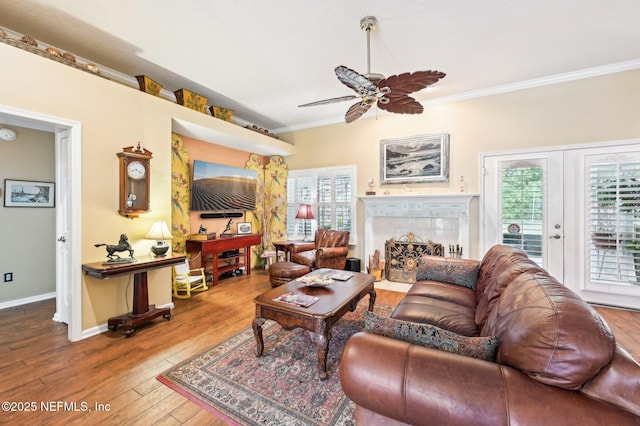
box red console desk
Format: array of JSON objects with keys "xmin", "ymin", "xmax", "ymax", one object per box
[
  {"xmin": 186, "ymin": 234, "xmax": 262, "ymax": 286},
  {"xmin": 82, "ymin": 253, "xmax": 186, "ymax": 337}
]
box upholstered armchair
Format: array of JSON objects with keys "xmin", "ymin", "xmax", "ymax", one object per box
[{"xmin": 289, "ymin": 229, "xmax": 350, "ymax": 270}]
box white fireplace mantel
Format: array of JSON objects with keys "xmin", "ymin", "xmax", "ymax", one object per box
[{"xmin": 358, "ymin": 193, "xmax": 478, "ymax": 261}]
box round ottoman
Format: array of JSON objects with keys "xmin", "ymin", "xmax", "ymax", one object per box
[{"xmin": 269, "ymin": 261, "xmax": 311, "ymax": 287}]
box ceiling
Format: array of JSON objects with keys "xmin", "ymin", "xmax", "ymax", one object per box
[{"xmin": 1, "ymin": 1, "xmax": 640, "ymax": 134}]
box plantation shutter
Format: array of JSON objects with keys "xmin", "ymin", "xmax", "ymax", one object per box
[
  {"xmin": 287, "ymin": 166, "xmax": 357, "ymax": 243},
  {"xmin": 588, "ymin": 161, "xmax": 640, "ymax": 284}
]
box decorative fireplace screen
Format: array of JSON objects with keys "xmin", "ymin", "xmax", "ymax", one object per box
[{"xmin": 385, "ymin": 233, "xmax": 444, "ymax": 283}]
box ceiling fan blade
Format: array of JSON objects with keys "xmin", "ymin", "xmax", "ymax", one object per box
[
  {"xmin": 345, "ymin": 101, "xmax": 372, "ymax": 123},
  {"xmin": 335, "ymin": 65, "xmax": 376, "ymax": 93},
  {"xmin": 378, "ymin": 70, "xmax": 446, "ymax": 95},
  {"xmin": 378, "ymin": 95, "xmax": 424, "ymax": 115},
  {"xmin": 298, "ymin": 95, "xmax": 358, "ymax": 107}
]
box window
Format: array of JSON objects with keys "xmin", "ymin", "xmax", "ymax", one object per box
[{"xmin": 287, "ymin": 166, "xmax": 357, "ymax": 244}]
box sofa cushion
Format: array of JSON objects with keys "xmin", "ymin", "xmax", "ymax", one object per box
[
  {"xmin": 475, "ymin": 245, "xmax": 548, "ymax": 330},
  {"xmin": 365, "ymin": 311, "xmax": 499, "ymax": 361},
  {"xmin": 482, "ymin": 272, "xmax": 616, "ymax": 390},
  {"xmin": 407, "ymin": 281, "xmax": 477, "ymax": 309},
  {"xmin": 416, "ymin": 256, "xmax": 480, "ymax": 290},
  {"xmin": 392, "ymin": 293, "xmax": 479, "ymax": 336}
]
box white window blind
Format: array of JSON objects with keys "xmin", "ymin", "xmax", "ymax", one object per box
[
  {"xmin": 499, "ymin": 161, "xmax": 544, "ymax": 261},
  {"xmin": 588, "ymin": 161, "xmax": 640, "ymax": 284},
  {"xmin": 287, "ymin": 166, "xmax": 357, "ymax": 244}
]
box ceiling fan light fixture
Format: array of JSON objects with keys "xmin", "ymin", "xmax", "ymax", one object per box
[{"xmin": 298, "ymin": 15, "xmax": 446, "ymax": 123}]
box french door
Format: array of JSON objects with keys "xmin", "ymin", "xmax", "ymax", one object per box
[
  {"xmin": 482, "ymin": 142, "xmax": 640, "ymax": 309},
  {"xmin": 481, "ymin": 150, "xmax": 564, "ymax": 280}
]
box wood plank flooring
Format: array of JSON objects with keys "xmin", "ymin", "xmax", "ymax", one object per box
[{"xmin": 0, "ymin": 270, "xmax": 637, "ymax": 425}]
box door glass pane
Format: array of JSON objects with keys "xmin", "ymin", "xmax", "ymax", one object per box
[
  {"xmin": 500, "ymin": 164, "xmax": 544, "ymax": 262},
  {"xmin": 588, "ymin": 161, "xmax": 640, "ymax": 285}
]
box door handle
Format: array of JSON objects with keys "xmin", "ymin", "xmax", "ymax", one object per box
[{"xmin": 549, "ymin": 234, "xmax": 562, "ymax": 239}]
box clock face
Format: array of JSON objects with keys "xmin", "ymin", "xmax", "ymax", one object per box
[{"xmin": 127, "ymin": 161, "xmax": 146, "ymax": 180}]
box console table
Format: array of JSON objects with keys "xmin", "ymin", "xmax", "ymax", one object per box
[
  {"xmin": 82, "ymin": 253, "xmax": 186, "ymax": 337},
  {"xmin": 186, "ymin": 234, "xmax": 262, "ymax": 286}
]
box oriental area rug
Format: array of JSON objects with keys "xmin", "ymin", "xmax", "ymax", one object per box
[{"xmin": 158, "ymin": 301, "xmax": 393, "ymax": 425}]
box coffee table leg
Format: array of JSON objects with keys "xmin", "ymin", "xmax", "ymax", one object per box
[
  {"xmin": 368, "ymin": 288, "xmax": 377, "ymax": 311},
  {"xmin": 252, "ymin": 317, "xmax": 266, "ymax": 356},
  {"xmin": 311, "ymin": 321, "xmax": 329, "ymax": 380}
]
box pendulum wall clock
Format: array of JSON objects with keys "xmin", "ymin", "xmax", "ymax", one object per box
[{"xmin": 117, "ymin": 142, "xmax": 152, "ymax": 218}]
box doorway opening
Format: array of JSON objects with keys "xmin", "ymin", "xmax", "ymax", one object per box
[{"xmin": 0, "ymin": 105, "xmax": 82, "ymax": 341}]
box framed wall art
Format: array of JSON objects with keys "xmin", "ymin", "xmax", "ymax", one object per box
[
  {"xmin": 237, "ymin": 222, "xmax": 252, "ymax": 234},
  {"xmin": 380, "ymin": 133, "xmax": 450, "ymax": 184},
  {"xmin": 4, "ymin": 179, "xmax": 55, "ymax": 207}
]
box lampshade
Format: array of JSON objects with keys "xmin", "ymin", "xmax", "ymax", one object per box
[
  {"xmin": 295, "ymin": 204, "xmax": 314, "ymax": 220},
  {"xmin": 146, "ymin": 220, "xmax": 172, "ymax": 257}
]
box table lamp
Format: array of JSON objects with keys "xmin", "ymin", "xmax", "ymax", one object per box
[
  {"xmin": 146, "ymin": 220, "xmax": 173, "ymax": 257},
  {"xmin": 295, "ymin": 204, "xmax": 314, "ymax": 241}
]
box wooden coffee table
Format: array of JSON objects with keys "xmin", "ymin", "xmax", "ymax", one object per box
[{"xmin": 252, "ymin": 269, "xmax": 376, "ymax": 379}]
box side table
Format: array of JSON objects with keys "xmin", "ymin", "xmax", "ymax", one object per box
[{"xmin": 82, "ymin": 253, "xmax": 186, "ymax": 337}]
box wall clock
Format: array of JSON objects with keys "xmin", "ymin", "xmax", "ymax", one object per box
[{"xmin": 117, "ymin": 143, "xmax": 152, "ymax": 218}]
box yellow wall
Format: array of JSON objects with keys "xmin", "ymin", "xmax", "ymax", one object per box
[
  {"xmin": 282, "ymin": 69, "xmax": 640, "ymax": 260},
  {"xmin": 0, "ymin": 42, "xmax": 286, "ymax": 331}
]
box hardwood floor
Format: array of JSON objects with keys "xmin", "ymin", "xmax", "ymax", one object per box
[{"xmin": 0, "ymin": 270, "xmax": 638, "ymax": 425}]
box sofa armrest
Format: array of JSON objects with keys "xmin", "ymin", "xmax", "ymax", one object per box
[
  {"xmin": 289, "ymin": 241, "xmax": 315, "ymax": 254},
  {"xmin": 316, "ymin": 246, "xmax": 348, "ymax": 259},
  {"xmin": 340, "ymin": 333, "xmax": 640, "ymax": 425}
]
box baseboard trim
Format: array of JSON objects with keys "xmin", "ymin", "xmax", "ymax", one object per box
[{"xmin": 0, "ymin": 292, "xmax": 56, "ymax": 310}]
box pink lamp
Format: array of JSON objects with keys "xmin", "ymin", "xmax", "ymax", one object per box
[{"xmin": 295, "ymin": 204, "xmax": 314, "ymax": 241}]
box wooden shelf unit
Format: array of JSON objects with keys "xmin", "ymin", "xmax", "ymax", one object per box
[{"xmin": 186, "ymin": 234, "xmax": 262, "ymax": 286}]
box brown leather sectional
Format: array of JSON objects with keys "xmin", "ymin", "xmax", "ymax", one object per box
[{"xmin": 340, "ymin": 245, "xmax": 640, "ymax": 425}]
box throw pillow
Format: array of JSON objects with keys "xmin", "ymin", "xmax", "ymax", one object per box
[
  {"xmin": 364, "ymin": 310, "xmax": 498, "ymax": 361},
  {"xmin": 416, "ymin": 256, "xmax": 480, "ymax": 290}
]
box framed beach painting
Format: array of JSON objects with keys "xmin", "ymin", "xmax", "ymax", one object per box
[
  {"xmin": 380, "ymin": 133, "xmax": 450, "ymax": 184},
  {"xmin": 4, "ymin": 179, "xmax": 55, "ymax": 207}
]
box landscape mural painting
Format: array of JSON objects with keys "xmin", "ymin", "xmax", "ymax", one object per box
[
  {"xmin": 380, "ymin": 133, "xmax": 450, "ymax": 184},
  {"xmin": 191, "ymin": 160, "xmax": 257, "ymax": 211}
]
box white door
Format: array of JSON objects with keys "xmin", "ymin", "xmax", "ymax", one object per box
[
  {"xmin": 564, "ymin": 143, "xmax": 640, "ymax": 309},
  {"xmin": 482, "ymin": 142, "xmax": 640, "ymax": 309},
  {"xmin": 481, "ymin": 150, "xmax": 565, "ymax": 280},
  {"xmin": 54, "ymin": 129, "xmax": 71, "ymax": 324}
]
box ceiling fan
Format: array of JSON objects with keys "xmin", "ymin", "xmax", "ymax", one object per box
[{"xmin": 299, "ymin": 16, "xmax": 446, "ymax": 123}]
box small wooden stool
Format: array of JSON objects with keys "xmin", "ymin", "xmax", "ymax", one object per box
[{"xmin": 268, "ymin": 261, "xmax": 311, "ymax": 287}]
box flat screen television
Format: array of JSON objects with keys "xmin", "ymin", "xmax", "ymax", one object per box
[{"xmin": 191, "ymin": 160, "xmax": 257, "ymax": 212}]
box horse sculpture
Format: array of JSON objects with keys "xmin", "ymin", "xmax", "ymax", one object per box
[{"xmin": 95, "ymin": 234, "xmax": 135, "ymax": 259}]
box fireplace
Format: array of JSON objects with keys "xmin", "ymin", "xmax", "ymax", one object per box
[{"xmin": 358, "ymin": 194, "xmax": 478, "ymax": 279}]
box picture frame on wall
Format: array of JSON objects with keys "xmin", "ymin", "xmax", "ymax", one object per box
[
  {"xmin": 3, "ymin": 179, "xmax": 55, "ymax": 207},
  {"xmin": 237, "ymin": 222, "xmax": 252, "ymax": 234},
  {"xmin": 380, "ymin": 133, "xmax": 450, "ymax": 184}
]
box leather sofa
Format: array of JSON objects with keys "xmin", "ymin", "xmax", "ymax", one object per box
[
  {"xmin": 289, "ymin": 229, "xmax": 350, "ymax": 270},
  {"xmin": 340, "ymin": 245, "xmax": 640, "ymax": 425}
]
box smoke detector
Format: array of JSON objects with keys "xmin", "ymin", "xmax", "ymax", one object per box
[{"xmin": 0, "ymin": 128, "xmax": 17, "ymax": 141}]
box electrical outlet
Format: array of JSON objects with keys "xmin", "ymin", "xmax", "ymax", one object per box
[{"xmin": 4, "ymin": 272, "xmax": 12, "ymax": 282}]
